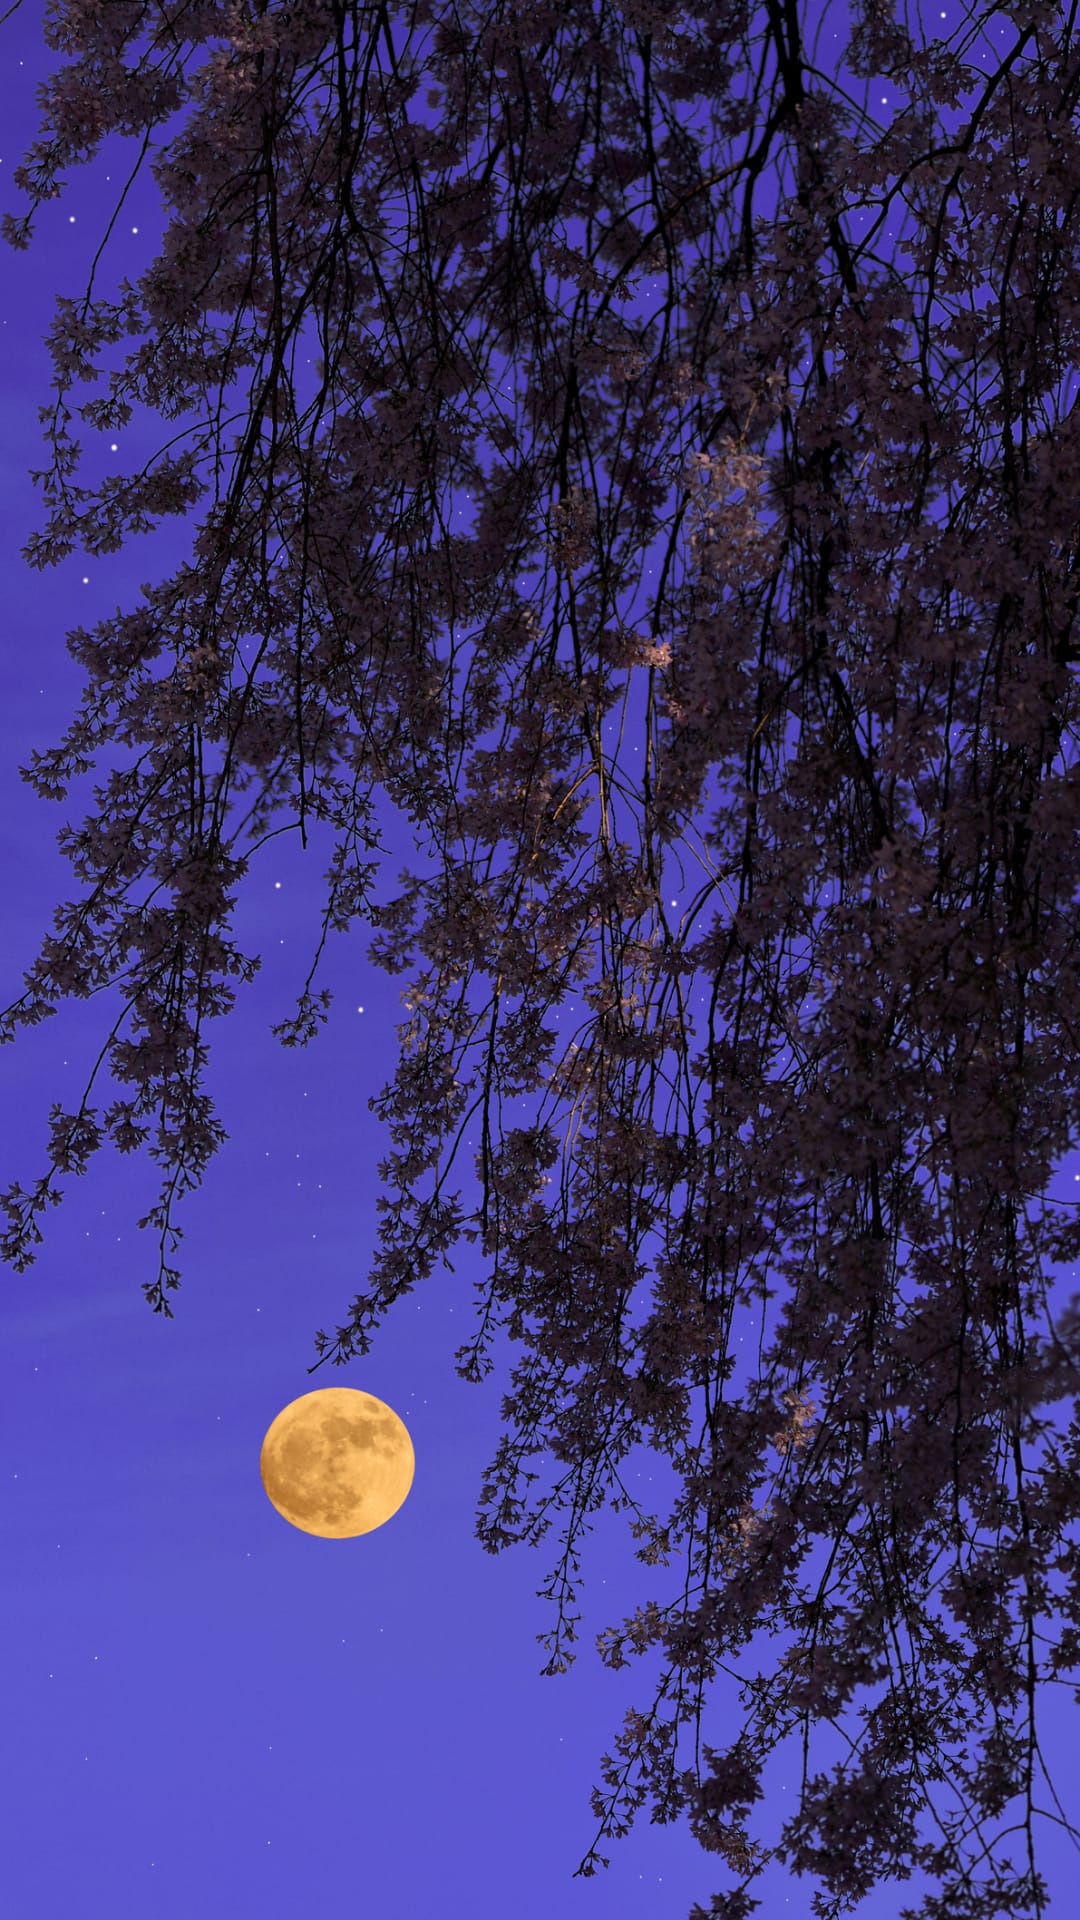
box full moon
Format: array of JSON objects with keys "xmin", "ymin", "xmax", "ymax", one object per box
[{"xmin": 259, "ymin": 1387, "xmax": 415, "ymax": 1539}]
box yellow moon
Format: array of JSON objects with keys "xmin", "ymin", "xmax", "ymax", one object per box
[{"xmin": 259, "ymin": 1387, "xmax": 414, "ymax": 1539}]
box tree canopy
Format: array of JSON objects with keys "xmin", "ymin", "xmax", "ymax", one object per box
[{"xmin": 4, "ymin": 0, "xmax": 1080, "ymax": 1914}]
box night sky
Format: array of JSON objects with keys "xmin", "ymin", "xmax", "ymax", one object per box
[{"xmin": 1, "ymin": 4, "xmax": 1077, "ymax": 1916}]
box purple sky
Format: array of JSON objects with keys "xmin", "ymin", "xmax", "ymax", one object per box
[{"xmin": 1, "ymin": 4, "xmax": 1077, "ymax": 1916}]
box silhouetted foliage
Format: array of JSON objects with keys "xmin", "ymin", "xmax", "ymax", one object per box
[{"xmin": 4, "ymin": 0, "xmax": 1080, "ymax": 1913}]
